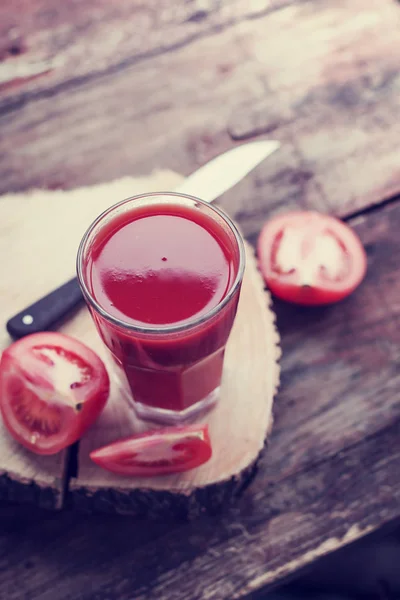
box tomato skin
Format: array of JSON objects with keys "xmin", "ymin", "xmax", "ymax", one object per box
[
  {"xmin": 90, "ymin": 424, "xmax": 212, "ymax": 476},
  {"xmin": 257, "ymin": 211, "xmax": 367, "ymax": 306},
  {"xmin": 0, "ymin": 333, "xmax": 110, "ymax": 455}
]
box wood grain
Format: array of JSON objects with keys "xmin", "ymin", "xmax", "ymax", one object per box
[
  {"xmin": 0, "ymin": 0, "xmax": 293, "ymax": 109},
  {"xmin": 69, "ymin": 242, "xmax": 279, "ymax": 518},
  {"xmin": 1, "ymin": 0, "xmax": 400, "ymax": 225}
]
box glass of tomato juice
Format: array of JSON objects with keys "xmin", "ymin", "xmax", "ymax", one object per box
[{"xmin": 76, "ymin": 192, "xmax": 245, "ymax": 424}]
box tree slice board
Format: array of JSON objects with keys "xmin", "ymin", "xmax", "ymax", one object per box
[
  {"xmin": 0, "ymin": 171, "xmax": 280, "ymax": 516},
  {"xmin": 69, "ymin": 242, "xmax": 280, "ymax": 518}
]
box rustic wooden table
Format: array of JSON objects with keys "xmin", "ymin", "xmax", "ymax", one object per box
[{"xmin": 1, "ymin": 1, "xmax": 400, "ymax": 599}]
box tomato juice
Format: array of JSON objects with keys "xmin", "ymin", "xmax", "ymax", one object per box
[{"xmin": 77, "ymin": 193, "xmax": 245, "ymax": 423}]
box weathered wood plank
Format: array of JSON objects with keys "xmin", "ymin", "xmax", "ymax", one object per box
[
  {"xmin": 228, "ymin": 0, "xmax": 400, "ymax": 222},
  {"xmin": 0, "ymin": 0, "xmax": 291, "ymax": 109},
  {"xmin": 1, "ymin": 187, "xmax": 400, "ymax": 599},
  {"xmin": 0, "ymin": 395, "xmax": 400, "ymax": 600},
  {"xmin": 262, "ymin": 211, "xmax": 400, "ymax": 484},
  {"xmin": 1, "ymin": 0, "xmax": 400, "ymax": 224}
]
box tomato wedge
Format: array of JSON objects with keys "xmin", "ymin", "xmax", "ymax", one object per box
[
  {"xmin": 0, "ymin": 332, "xmax": 110, "ymax": 455},
  {"xmin": 257, "ymin": 211, "xmax": 367, "ymax": 305},
  {"xmin": 90, "ymin": 424, "xmax": 212, "ymax": 476}
]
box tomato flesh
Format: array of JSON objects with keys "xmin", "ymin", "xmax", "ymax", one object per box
[
  {"xmin": 90, "ymin": 424, "xmax": 212, "ymax": 476},
  {"xmin": 0, "ymin": 332, "xmax": 110, "ymax": 455},
  {"xmin": 257, "ymin": 211, "xmax": 367, "ymax": 305}
]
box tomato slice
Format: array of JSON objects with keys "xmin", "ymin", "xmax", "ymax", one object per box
[
  {"xmin": 90, "ymin": 424, "xmax": 212, "ymax": 476},
  {"xmin": 0, "ymin": 332, "xmax": 110, "ymax": 455},
  {"xmin": 257, "ymin": 211, "xmax": 367, "ymax": 305}
]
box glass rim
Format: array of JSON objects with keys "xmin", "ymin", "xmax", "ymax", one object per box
[{"xmin": 76, "ymin": 191, "xmax": 245, "ymax": 335}]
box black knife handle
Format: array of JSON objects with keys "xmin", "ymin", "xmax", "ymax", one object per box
[{"xmin": 6, "ymin": 277, "xmax": 84, "ymax": 340}]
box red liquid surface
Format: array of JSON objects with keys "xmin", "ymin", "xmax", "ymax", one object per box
[{"xmin": 86, "ymin": 203, "xmax": 241, "ymax": 412}]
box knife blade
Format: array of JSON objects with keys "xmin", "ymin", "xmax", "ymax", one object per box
[
  {"xmin": 6, "ymin": 140, "xmax": 280, "ymax": 339},
  {"xmin": 175, "ymin": 140, "xmax": 279, "ymax": 200}
]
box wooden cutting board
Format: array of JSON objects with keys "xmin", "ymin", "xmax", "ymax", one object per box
[{"xmin": 0, "ymin": 171, "xmax": 280, "ymax": 517}]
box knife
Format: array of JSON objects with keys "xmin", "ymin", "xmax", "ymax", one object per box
[{"xmin": 6, "ymin": 140, "xmax": 280, "ymax": 339}]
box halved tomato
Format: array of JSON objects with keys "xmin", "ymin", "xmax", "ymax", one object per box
[
  {"xmin": 257, "ymin": 211, "xmax": 367, "ymax": 305},
  {"xmin": 0, "ymin": 332, "xmax": 110, "ymax": 455},
  {"xmin": 90, "ymin": 424, "xmax": 212, "ymax": 476}
]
